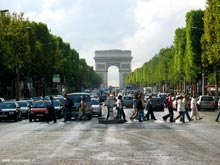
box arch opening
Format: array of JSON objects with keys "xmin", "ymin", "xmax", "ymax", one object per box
[{"xmin": 108, "ymin": 66, "xmax": 119, "ymax": 87}]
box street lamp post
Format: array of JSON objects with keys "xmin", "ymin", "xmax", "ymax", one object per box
[
  {"xmin": 215, "ymin": 69, "xmax": 220, "ymax": 97},
  {"xmin": 202, "ymin": 72, "xmax": 205, "ymax": 95}
]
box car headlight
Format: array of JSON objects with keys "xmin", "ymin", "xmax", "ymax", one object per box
[{"xmin": 9, "ymin": 111, "xmax": 15, "ymax": 114}]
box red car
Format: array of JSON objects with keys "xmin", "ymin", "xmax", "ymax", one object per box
[{"xmin": 29, "ymin": 100, "xmax": 51, "ymax": 122}]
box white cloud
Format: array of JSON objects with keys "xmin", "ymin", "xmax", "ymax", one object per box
[{"xmin": 118, "ymin": 0, "xmax": 206, "ymax": 70}]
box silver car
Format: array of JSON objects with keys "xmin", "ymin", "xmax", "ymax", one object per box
[
  {"xmin": 91, "ymin": 99, "xmax": 102, "ymax": 117},
  {"xmin": 197, "ymin": 95, "xmax": 215, "ymax": 111}
]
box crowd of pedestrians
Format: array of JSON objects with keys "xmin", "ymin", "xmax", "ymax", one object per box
[
  {"xmin": 110, "ymin": 91, "xmax": 210, "ymax": 123},
  {"xmin": 38, "ymin": 91, "xmax": 220, "ymax": 124}
]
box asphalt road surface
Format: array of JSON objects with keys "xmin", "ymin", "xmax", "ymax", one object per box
[{"xmin": 0, "ymin": 107, "xmax": 220, "ymax": 165}]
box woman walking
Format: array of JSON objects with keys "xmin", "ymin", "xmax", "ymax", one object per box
[
  {"xmin": 116, "ymin": 95, "xmax": 127, "ymax": 122},
  {"xmin": 190, "ymin": 94, "xmax": 202, "ymax": 120},
  {"xmin": 130, "ymin": 93, "xmax": 138, "ymax": 121},
  {"xmin": 78, "ymin": 97, "xmax": 86, "ymax": 120},
  {"xmin": 182, "ymin": 95, "xmax": 192, "ymax": 121},
  {"xmin": 136, "ymin": 92, "xmax": 145, "ymax": 122},
  {"xmin": 174, "ymin": 96, "xmax": 185, "ymax": 123}
]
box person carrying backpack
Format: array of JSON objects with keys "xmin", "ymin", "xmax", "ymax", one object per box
[
  {"xmin": 144, "ymin": 95, "xmax": 157, "ymax": 120},
  {"xmin": 63, "ymin": 94, "xmax": 73, "ymax": 122},
  {"xmin": 47, "ymin": 96, "xmax": 57, "ymax": 123}
]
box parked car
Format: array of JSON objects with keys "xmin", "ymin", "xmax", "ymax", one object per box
[
  {"xmin": 0, "ymin": 101, "xmax": 22, "ymax": 122},
  {"xmin": 52, "ymin": 99, "xmax": 64, "ymax": 118},
  {"xmin": 151, "ymin": 97, "xmax": 165, "ymax": 111},
  {"xmin": 91, "ymin": 98, "xmax": 102, "ymax": 117},
  {"xmin": 67, "ymin": 92, "xmax": 92, "ymax": 120},
  {"xmin": 122, "ymin": 95, "xmax": 134, "ymax": 108},
  {"xmin": 16, "ymin": 100, "xmax": 30, "ymax": 119},
  {"xmin": 197, "ymin": 95, "xmax": 215, "ymax": 111},
  {"xmin": 29, "ymin": 100, "xmax": 51, "ymax": 122}
]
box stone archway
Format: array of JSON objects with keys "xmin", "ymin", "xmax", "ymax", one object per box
[{"xmin": 94, "ymin": 49, "xmax": 132, "ymax": 88}]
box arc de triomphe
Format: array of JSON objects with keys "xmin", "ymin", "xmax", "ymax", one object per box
[{"xmin": 94, "ymin": 49, "xmax": 132, "ymax": 88}]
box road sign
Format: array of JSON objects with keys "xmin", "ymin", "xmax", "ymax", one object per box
[{"xmin": 53, "ymin": 74, "xmax": 60, "ymax": 83}]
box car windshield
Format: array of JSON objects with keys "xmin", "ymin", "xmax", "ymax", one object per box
[
  {"xmin": 91, "ymin": 99, "xmax": 99, "ymax": 105},
  {"xmin": 123, "ymin": 97, "xmax": 133, "ymax": 100},
  {"xmin": 0, "ymin": 102, "xmax": 16, "ymax": 108},
  {"xmin": 68, "ymin": 94, "xmax": 90, "ymax": 103},
  {"xmin": 53, "ymin": 97, "xmax": 64, "ymax": 102},
  {"xmin": 52, "ymin": 100, "xmax": 60, "ymax": 106},
  {"xmin": 17, "ymin": 101, "xmax": 27, "ymax": 107},
  {"xmin": 26, "ymin": 100, "xmax": 33, "ymax": 106},
  {"xmin": 33, "ymin": 101, "xmax": 51, "ymax": 108}
]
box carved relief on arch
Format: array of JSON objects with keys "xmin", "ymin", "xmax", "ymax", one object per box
[
  {"xmin": 96, "ymin": 63, "xmax": 106, "ymax": 70},
  {"xmin": 121, "ymin": 63, "xmax": 131, "ymax": 69}
]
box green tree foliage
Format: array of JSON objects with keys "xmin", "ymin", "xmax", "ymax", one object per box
[
  {"xmin": 173, "ymin": 28, "xmax": 186, "ymax": 81},
  {"xmin": 0, "ymin": 11, "xmax": 101, "ymax": 98},
  {"xmin": 185, "ymin": 10, "xmax": 204, "ymax": 81},
  {"xmin": 125, "ymin": 47, "xmax": 174, "ymax": 90},
  {"xmin": 202, "ymin": 0, "xmax": 220, "ymax": 72}
]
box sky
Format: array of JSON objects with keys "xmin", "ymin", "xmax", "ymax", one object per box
[{"xmin": 1, "ymin": 0, "xmax": 206, "ymax": 87}]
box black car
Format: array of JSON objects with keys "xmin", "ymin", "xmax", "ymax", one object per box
[
  {"xmin": 0, "ymin": 101, "xmax": 22, "ymax": 122},
  {"xmin": 52, "ymin": 99, "xmax": 64, "ymax": 118},
  {"xmin": 151, "ymin": 97, "xmax": 165, "ymax": 111},
  {"xmin": 67, "ymin": 92, "xmax": 92, "ymax": 120}
]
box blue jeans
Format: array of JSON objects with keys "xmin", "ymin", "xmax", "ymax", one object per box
[
  {"xmin": 185, "ymin": 107, "xmax": 191, "ymax": 121},
  {"xmin": 64, "ymin": 107, "xmax": 69, "ymax": 122},
  {"xmin": 138, "ymin": 110, "xmax": 144, "ymax": 121},
  {"xmin": 216, "ymin": 109, "xmax": 220, "ymax": 121}
]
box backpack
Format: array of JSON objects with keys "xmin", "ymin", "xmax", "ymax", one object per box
[{"xmin": 66, "ymin": 98, "xmax": 73, "ymax": 107}]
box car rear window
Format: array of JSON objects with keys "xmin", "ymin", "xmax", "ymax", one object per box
[
  {"xmin": 152, "ymin": 98, "xmax": 163, "ymax": 103},
  {"xmin": 33, "ymin": 101, "xmax": 51, "ymax": 108},
  {"xmin": 0, "ymin": 102, "xmax": 16, "ymax": 108},
  {"xmin": 123, "ymin": 97, "xmax": 133, "ymax": 100},
  {"xmin": 68, "ymin": 94, "xmax": 90, "ymax": 103},
  {"xmin": 17, "ymin": 101, "xmax": 27, "ymax": 107},
  {"xmin": 201, "ymin": 97, "xmax": 214, "ymax": 101},
  {"xmin": 91, "ymin": 99, "xmax": 99, "ymax": 105}
]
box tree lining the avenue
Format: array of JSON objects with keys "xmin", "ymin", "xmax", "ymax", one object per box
[
  {"xmin": 125, "ymin": 0, "xmax": 220, "ymax": 94},
  {"xmin": 0, "ymin": 12, "xmax": 102, "ymax": 98}
]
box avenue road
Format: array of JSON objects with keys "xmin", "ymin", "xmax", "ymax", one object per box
[{"xmin": 0, "ymin": 107, "xmax": 220, "ymax": 165}]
